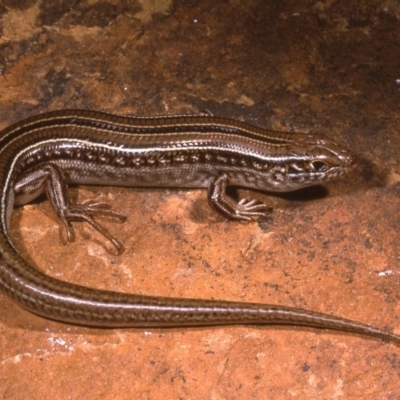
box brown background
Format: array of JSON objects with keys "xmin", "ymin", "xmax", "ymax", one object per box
[{"xmin": 0, "ymin": 0, "xmax": 400, "ymax": 399}]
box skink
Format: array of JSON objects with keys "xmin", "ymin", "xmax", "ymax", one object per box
[{"xmin": 0, "ymin": 109, "xmax": 398, "ymax": 345}]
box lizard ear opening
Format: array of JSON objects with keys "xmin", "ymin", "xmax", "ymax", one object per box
[{"xmin": 288, "ymin": 163, "xmax": 304, "ymax": 174}]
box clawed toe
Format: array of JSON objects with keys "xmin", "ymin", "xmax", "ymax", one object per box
[
  {"xmin": 59, "ymin": 203, "xmax": 126, "ymax": 255},
  {"xmin": 235, "ymin": 198, "xmax": 272, "ymax": 219}
]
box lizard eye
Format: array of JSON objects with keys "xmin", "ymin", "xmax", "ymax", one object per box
[{"xmin": 310, "ymin": 161, "xmax": 328, "ymax": 172}]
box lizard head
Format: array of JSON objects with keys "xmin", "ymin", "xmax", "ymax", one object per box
[{"xmin": 255, "ymin": 133, "xmax": 358, "ymax": 192}]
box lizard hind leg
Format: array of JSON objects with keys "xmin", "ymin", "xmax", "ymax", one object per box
[{"xmin": 14, "ymin": 163, "xmax": 127, "ymax": 255}]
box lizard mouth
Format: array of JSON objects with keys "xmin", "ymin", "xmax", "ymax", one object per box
[
  {"xmin": 274, "ymin": 153, "xmax": 358, "ymax": 190},
  {"xmin": 287, "ymin": 149, "xmax": 358, "ymax": 177}
]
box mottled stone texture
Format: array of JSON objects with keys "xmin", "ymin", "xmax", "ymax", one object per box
[{"xmin": 1, "ymin": 0, "xmax": 400, "ymax": 399}]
